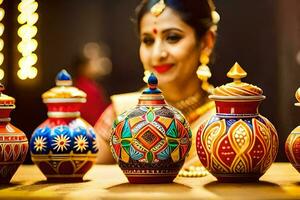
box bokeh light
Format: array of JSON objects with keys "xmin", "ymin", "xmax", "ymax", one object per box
[
  {"xmin": 0, "ymin": 2, "xmax": 4, "ymax": 80},
  {"xmin": 17, "ymin": 0, "xmax": 39, "ymax": 80}
]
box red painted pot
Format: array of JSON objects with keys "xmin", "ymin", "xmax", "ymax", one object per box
[
  {"xmin": 196, "ymin": 63, "xmax": 278, "ymax": 182},
  {"xmin": 0, "ymin": 84, "xmax": 28, "ymax": 184},
  {"xmin": 285, "ymin": 88, "xmax": 300, "ymax": 172}
]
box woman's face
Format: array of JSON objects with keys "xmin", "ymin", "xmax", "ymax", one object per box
[{"xmin": 139, "ymin": 7, "xmax": 202, "ymax": 86}]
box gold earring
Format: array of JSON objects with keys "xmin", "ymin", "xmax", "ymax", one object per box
[
  {"xmin": 196, "ymin": 53, "xmax": 214, "ymax": 94},
  {"xmin": 143, "ymin": 70, "xmax": 151, "ymax": 83}
]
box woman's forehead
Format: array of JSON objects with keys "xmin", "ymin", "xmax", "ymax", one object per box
[{"xmin": 140, "ymin": 7, "xmax": 192, "ymax": 33}]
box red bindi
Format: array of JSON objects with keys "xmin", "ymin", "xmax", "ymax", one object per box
[{"xmin": 153, "ymin": 28, "xmax": 158, "ymax": 34}]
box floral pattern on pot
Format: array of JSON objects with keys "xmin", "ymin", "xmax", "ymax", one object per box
[{"xmin": 30, "ymin": 70, "xmax": 98, "ymax": 182}]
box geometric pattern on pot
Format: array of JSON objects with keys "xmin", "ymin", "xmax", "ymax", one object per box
[
  {"xmin": 197, "ymin": 116, "xmax": 278, "ymax": 175},
  {"xmin": 111, "ymin": 106, "xmax": 191, "ymax": 164}
]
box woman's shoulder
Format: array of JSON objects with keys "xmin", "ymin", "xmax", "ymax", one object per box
[
  {"xmin": 110, "ymin": 91, "xmax": 140, "ymax": 115},
  {"xmin": 94, "ymin": 91, "xmax": 141, "ymax": 141},
  {"xmin": 95, "ymin": 91, "xmax": 141, "ymax": 125}
]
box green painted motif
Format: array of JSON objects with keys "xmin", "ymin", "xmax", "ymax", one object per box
[
  {"xmin": 121, "ymin": 120, "xmax": 132, "ymax": 138},
  {"xmin": 169, "ymin": 139, "xmax": 179, "ymax": 152},
  {"xmin": 146, "ymin": 109, "xmax": 155, "ymax": 122},
  {"xmin": 113, "ymin": 120, "xmax": 118, "ymax": 128},
  {"xmin": 147, "ymin": 151, "xmax": 153, "ymax": 163},
  {"xmin": 188, "ymin": 129, "xmax": 192, "ymax": 138},
  {"xmin": 166, "ymin": 120, "xmax": 178, "ymax": 138},
  {"xmin": 115, "ymin": 113, "xmax": 125, "ymax": 125},
  {"xmin": 121, "ymin": 140, "xmax": 131, "ymax": 155}
]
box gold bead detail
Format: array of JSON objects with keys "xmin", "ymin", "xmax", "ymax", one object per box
[
  {"xmin": 200, "ymin": 54, "xmax": 209, "ymax": 65},
  {"xmin": 197, "ymin": 65, "xmax": 212, "ymax": 80}
]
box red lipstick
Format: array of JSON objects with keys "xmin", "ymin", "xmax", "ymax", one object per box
[{"xmin": 153, "ymin": 64, "xmax": 173, "ymax": 74}]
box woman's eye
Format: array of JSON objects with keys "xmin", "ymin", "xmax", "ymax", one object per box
[
  {"xmin": 166, "ymin": 34, "xmax": 182, "ymax": 43},
  {"xmin": 142, "ymin": 36, "xmax": 154, "ymax": 46}
]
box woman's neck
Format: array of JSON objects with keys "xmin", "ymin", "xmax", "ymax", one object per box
[
  {"xmin": 159, "ymin": 76, "xmax": 211, "ymax": 123},
  {"xmin": 160, "ymin": 76, "xmax": 202, "ymax": 102}
]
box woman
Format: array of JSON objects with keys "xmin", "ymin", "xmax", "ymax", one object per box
[{"xmin": 95, "ymin": 0, "xmax": 220, "ymax": 177}]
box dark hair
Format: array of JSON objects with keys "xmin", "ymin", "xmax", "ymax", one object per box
[{"xmin": 136, "ymin": 0, "xmax": 215, "ymax": 39}]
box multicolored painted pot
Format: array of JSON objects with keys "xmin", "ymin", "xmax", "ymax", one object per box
[
  {"xmin": 110, "ymin": 73, "xmax": 192, "ymax": 183},
  {"xmin": 196, "ymin": 63, "xmax": 278, "ymax": 182},
  {"xmin": 0, "ymin": 84, "xmax": 28, "ymax": 184},
  {"xmin": 30, "ymin": 70, "xmax": 98, "ymax": 182},
  {"xmin": 286, "ymin": 88, "xmax": 300, "ymax": 172}
]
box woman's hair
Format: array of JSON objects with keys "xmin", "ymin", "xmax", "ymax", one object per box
[{"xmin": 136, "ymin": 0, "xmax": 216, "ymax": 39}]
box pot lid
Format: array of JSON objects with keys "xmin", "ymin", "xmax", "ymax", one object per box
[
  {"xmin": 138, "ymin": 73, "xmax": 166, "ymax": 104},
  {"xmin": 42, "ymin": 69, "xmax": 86, "ymax": 101},
  {"xmin": 210, "ymin": 62, "xmax": 265, "ymax": 100},
  {"xmin": 0, "ymin": 83, "xmax": 15, "ymax": 106}
]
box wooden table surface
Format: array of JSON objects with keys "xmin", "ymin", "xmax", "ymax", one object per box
[{"xmin": 1, "ymin": 163, "xmax": 300, "ymax": 200}]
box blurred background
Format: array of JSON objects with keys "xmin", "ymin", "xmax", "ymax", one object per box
[{"xmin": 1, "ymin": 0, "xmax": 299, "ymax": 161}]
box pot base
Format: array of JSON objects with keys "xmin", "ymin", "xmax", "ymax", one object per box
[
  {"xmin": 0, "ymin": 178, "xmax": 12, "ymax": 184},
  {"xmin": 291, "ymin": 165, "xmax": 300, "ymax": 173},
  {"xmin": 126, "ymin": 175, "xmax": 176, "ymax": 184},
  {"xmin": 0, "ymin": 164, "xmax": 20, "ymax": 184},
  {"xmin": 46, "ymin": 176, "xmax": 83, "ymax": 183},
  {"xmin": 214, "ymin": 173, "xmax": 261, "ymax": 183}
]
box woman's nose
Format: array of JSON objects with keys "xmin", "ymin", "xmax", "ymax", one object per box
[{"xmin": 152, "ymin": 40, "xmax": 168, "ymax": 62}]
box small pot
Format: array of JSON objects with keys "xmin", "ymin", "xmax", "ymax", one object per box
[
  {"xmin": 286, "ymin": 88, "xmax": 300, "ymax": 172},
  {"xmin": 0, "ymin": 84, "xmax": 28, "ymax": 184},
  {"xmin": 30, "ymin": 70, "xmax": 98, "ymax": 182},
  {"xmin": 110, "ymin": 73, "xmax": 192, "ymax": 183},
  {"xmin": 196, "ymin": 63, "xmax": 278, "ymax": 182}
]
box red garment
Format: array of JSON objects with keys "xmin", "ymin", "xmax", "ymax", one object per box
[{"xmin": 75, "ymin": 76, "xmax": 109, "ymax": 126}]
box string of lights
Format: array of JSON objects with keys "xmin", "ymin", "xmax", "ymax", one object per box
[
  {"xmin": 0, "ymin": 0, "xmax": 5, "ymax": 80},
  {"xmin": 17, "ymin": 0, "xmax": 38, "ymax": 80}
]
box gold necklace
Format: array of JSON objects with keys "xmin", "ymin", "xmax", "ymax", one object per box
[{"xmin": 166, "ymin": 90, "xmax": 209, "ymax": 123}]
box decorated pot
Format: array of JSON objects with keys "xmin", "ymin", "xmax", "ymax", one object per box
[
  {"xmin": 286, "ymin": 87, "xmax": 300, "ymax": 172},
  {"xmin": 196, "ymin": 63, "xmax": 278, "ymax": 182},
  {"xmin": 110, "ymin": 73, "xmax": 192, "ymax": 183},
  {"xmin": 0, "ymin": 84, "xmax": 28, "ymax": 184},
  {"xmin": 30, "ymin": 70, "xmax": 98, "ymax": 182}
]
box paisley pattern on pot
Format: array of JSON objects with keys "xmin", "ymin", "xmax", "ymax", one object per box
[{"xmin": 196, "ymin": 63, "xmax": 278, "ymax": 182}]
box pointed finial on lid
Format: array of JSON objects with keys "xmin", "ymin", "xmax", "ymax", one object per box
[
  {"xmin": 227, "ymin": 62, "xmax": 247, "ymax": 82},
  {"xmin": 142, "ymin": 73, "xmax": 161, "ymax": 94},
  {"xmin": 56, "ymin": 69, "xmax": 72, "ymax": 86},
  {"xmin": 148, "ymin": 73, "xmax": 158, "ymax": 89}
]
